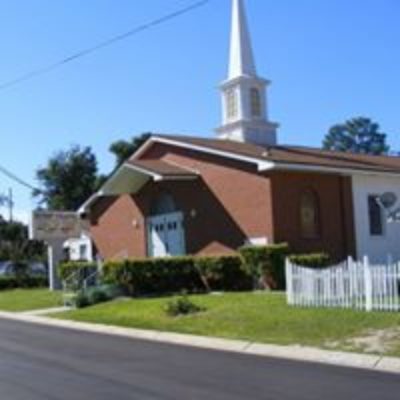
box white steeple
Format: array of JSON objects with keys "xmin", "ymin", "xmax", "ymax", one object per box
[
  {"xmin": 216, "ymin": 0, "xmax": 279, "ymax": 147},
  {"xmin": 228, "ymin": 0, "xmax": 256, "ymax": 79}
]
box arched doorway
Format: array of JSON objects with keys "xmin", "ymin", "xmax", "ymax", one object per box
[{"xmin": 146, "ymin": 193, "xmax": 186, "ymax": 257}]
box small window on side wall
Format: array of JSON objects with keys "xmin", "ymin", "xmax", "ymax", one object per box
[
  {"xmin": 368, "ymin": 195, "xmax": 384, "ymax": 236},
  {"xmin": 250, "ymin": 88, "xmax": 261, "ymax": 117},
  {"xmin": 300, "ymin": 190, "xmax": 321, "ymax": 239},
  {"xmin": 226, "ymin": 89, "xmax": 237, "ymax": 120}
]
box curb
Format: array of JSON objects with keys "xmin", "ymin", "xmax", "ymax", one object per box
[{"xmin": 0, "ymin": 311, "xmax": 399, "ymax": 374}]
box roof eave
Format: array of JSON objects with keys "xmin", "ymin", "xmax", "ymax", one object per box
[
  {"xmin": 135, "ymin": 136, "xmax": 275, "ymax": 171},
  {"xmin": 269, "ymin": 162, "xmax": 400, "ymax": 177}
]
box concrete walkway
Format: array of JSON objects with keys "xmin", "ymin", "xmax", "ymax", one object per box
[
  {"xmin": 20, "ymin": 306, "xmax": 72, "ymax": 316},
  {"xmin": 1, "ymin": 310, "xmax": 400, "ymax": 375}
]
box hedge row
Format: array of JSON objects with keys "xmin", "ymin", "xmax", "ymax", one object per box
[
  {"xmin": 0, "ymin": 276, "xmax": 48, "ymax": 291},
  {"xmin": 102, "ymin": 255, "xmax": 252, "ymax": 296},
  {"xmin": 240, "ymin": 243, "xmax": 289, "ymax": 289},
  {"xmin": 58, "ymin": 262, "xmax": 97, "ymax": 282},
  {"xmin": 288, "ymin": 253, "xmax": 331, "ymax": 268},
  {"xmin": 59, "ymin": 246, "xmax": 332, "ymax": 296}
]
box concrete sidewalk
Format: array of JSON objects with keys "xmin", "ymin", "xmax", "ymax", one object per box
[{"xmin": 1, "ymin": 310, "xmax": 399, "ymax": 375}]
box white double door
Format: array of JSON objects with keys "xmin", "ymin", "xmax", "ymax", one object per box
[{"xmin": 147, "ymin": 212, "xmax": 186, "ymax": 257}]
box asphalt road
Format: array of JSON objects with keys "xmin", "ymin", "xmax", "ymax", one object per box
[{"xmin": 0, "ymin": 318, "xmax": 399, "ymax": 400}]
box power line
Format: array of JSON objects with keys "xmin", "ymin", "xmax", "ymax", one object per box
[
  {"xmin": 0, "ymin": 164, "xmax": 40, "ymax": 192},
  {"xmin": 0, "ymin": 0, "xmax": 210, "ymax": 92}
]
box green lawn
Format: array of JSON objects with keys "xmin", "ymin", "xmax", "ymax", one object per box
[
  {"xmin": 0, "ymin": 289, "xmax": 63, "ymax": 312},
  {"xmin": 54, "ymin": 292, "xmax": 400, "ymax": 356}
]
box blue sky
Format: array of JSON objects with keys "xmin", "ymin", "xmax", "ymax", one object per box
[{"xmin": 0, "ymin": 0, "xmax": 399, "ymax": 222}]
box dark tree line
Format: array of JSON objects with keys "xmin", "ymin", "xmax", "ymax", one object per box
[{"xmin": 0, "ymin": 216, "xmax": 45, "ymax": 262}]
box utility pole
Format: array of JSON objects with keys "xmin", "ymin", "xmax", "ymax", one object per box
[
  {"xmin": 0, "ymin": 188, "xmax": 14, "ymax": 222},
  {"xmin": 8, "ymin": 188, "xmax": 13, "ymax": 222}
]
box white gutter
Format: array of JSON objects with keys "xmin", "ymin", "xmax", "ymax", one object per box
[
  {"xmin": 269, "ymin": 162, "xmax": 400, "ymax": 177},
  {"xmin": 135, "ymin": 136, "xmax": 275, "ymax": 172}
]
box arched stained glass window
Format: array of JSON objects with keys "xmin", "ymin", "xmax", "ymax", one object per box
[{"xmin": 300, "ymin": 190, "xmax": 321, "ymax": 239}]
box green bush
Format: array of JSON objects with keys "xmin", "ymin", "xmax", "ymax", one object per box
[
  {"xmin": 0, "ymin": 276, "xmax": 47, "ymax": 291},
  {"xmin": 165, "ymin": 294, "xmax": 204, "ymax": 317},
  {"xmin": 87, "ymin": 288, "xmax": 109, "ymax": 305},
  {"xmin": 194, "ymin": 255, "xmax": 252, "ymax": 292},
  {"xmin": 58, "ymin": 261, "xmax": 97, "ymax": 282},
  {"xmin": 74, "ymin": 291, "xmax": 90, "ymax": 309},
  {"xmin": 239, "ymin": 243, "xmax": 290, "ymax": 290},
  {"xmin": 103, "ymin": 257, "xmax": 202, "ymax": 296},
  {"xmin": 288, "ymin": 253, "xmax": 331, "ymax": 268},
  {"xmin": 102, "ymin": 255, "xmax": 252, "ymax": 296}
]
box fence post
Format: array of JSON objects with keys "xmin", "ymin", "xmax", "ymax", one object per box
[
  {"xmin": 285, "ymin": 258, "xmax": 293, "ymax": 305},
  {"xmin": 364, "ymin": 256, "xmax": 373, "ymax": 312}
]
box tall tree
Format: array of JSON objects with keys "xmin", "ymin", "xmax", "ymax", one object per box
[
  {"xmin": 323, "ymin": 117, "xmax": 389, "ymax": 155},
  {"xmin": 109, "ymin": 132, "xmax": 152, "ymax": 167},
  {"xmin": 34, "ymin": 145, "xmax": 99, "ymax": 211},
  {"xmin": 0, "ymin": 216, "xmax": 45, "ymax": 262}
]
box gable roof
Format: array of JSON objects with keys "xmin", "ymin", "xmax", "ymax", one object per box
[
  {"xmin": 79, "ymin": 133, "xmax": 400, "ymax": 214},
  {"xmin": 141, "ymin": 134, "xmax": 400, "ymax": 176},
  {"xmin": 78, "ymin": 159, "xmax": 198, "ymax": 213},
  {"xmin": 126, "ymin": 159, "xmax": 198, "ymax": 179}
]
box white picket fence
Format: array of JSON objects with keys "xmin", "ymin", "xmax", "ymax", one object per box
[{"xmin": 286, "ymin": 257, "xmax": 400, "ymax": 312}]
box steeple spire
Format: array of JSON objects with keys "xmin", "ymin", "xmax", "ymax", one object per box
[
  {"xmin": 216, "ymin": 0, "xmax": 279, "ymax": 147},
  {"xmin": 229, "ymin": 0, "xmax": 257, "ymax": 79}
]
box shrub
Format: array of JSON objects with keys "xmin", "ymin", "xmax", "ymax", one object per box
[
  {"xmin": 239, "ymin": 243, "xmax": 290, "ymax": 290},
  {"xmin": 74, "ymin": 291, "xmax": 90, "ymax": 309},
  {"xmin": 288, "ymin": 253, "xmax": 331, "ymax": 268},
  {"xmin": 165, "ymin": 294, "xmax": 204, "ymax": 317},
  {"xmin": 194, "ymin": 255, "xmax": 252, "ymax": 292},
  {"xmin": 58, "ymin": 261, "xmax": 97, "ymax": 282},
  {"xmin": 103, "ymin": 257, "xmax": 200, "ymax": 296},
  {"xmin": 0, "ymin": 276, "xmax": 47, "ymax": 291},
  {"xmin": 87, "ymin": 288, "xmax": 109, "ymax": 305},
  {"xmin": 102, "ymin": 255, "xmax": 252, "ymax": 296}
]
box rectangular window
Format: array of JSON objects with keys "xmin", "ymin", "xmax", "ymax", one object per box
[
  {"xmin": 368, "ymin": 195, "xmax": 383, "ymax": 236},
  {"xmin": 79, "ymin": 244, "xmax": 87, "ymax": 260},
  {"xmin": 226, "ymin": 89, "xmax": 237, "ymax": 120}
]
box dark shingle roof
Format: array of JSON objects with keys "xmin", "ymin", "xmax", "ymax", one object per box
[{"xmin": 152, "ymin": 134, "xmax": 400, "ymax": 174}]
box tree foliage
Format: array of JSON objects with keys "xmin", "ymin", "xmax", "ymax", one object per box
[
  {"xmin": 323, "ymin": 117, "xmax": 389, "ymax": 155},
  {"xmin": 0, "ymin": 217, "xmax": 45, "ymax": 262},
  {"xmin": 109, "ymin": 132, "xmax": 151, "ymax": 167},
  {"xmin": 32, "ymin": 133, "xmax": 152, "ymax": 212},
  {"xmin": 34, "ymin": 145, "xmax": 99, "ymax": 211}
]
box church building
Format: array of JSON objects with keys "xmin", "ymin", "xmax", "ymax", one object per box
[{"xmin": 81, "ymin": 0, "xmax": 400, "ymax": 263}]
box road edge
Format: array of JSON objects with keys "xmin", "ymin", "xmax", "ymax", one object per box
[{"xmin": 1, "ymin": 311, "xmax": 399, "ymax": 374}]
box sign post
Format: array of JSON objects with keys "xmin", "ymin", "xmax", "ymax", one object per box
[{"xmin": 30, "ymin": 211, "xmax": 87, "ymax": 290}]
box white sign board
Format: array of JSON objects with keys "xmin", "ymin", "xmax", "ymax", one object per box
[
  {"xmin": 30, "ymin": 211, "xmax": 89, "ymax": 290},
  {"xmin": 30, "ymin": 211, "xmax": 85, "ymax": 241}
]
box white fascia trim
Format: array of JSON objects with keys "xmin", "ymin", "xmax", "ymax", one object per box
[
  {"xmin": 137, "ymin": 136, "xmax": 275, "ymax": 172},
  {"xmin": 124, "ymin": 163, "xmax": 163, "ymax": 181},
  {"xmin": 272, "ymin": 162, "xmax": 400, "ymax": 177},
  {"xmin": 78, "ymin": 164, "xmax": 152, "ymax": 214},
  {"xmin": 78, "ymin": 191, "xmax": 103, "ymax": 214},
  {"xmin": 125, "ymin": 164, "xmax": 198, "ymax": 182}
]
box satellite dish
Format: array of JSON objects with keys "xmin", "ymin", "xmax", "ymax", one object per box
[
  {"xmin": 379, "ymin": 192, "xmax": 398, "ymax": 209},
  {"xmin": 388, "ymin": 207, "xmax": 400, "ymax": 223}
]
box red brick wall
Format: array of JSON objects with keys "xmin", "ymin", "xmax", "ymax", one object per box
[
  {"xmin": 90, "ymin": 142, "xmax": 274, "ymax": 259},
  {"xmin": 141, "ymin": 144, "xmax": 273, "ymax": 253},
  {"xmin": 270, "ymin": 171, "xmax": 356, "ymax": 260},
  {"xmin": 90, "ymin": 195, "xmax": 147, "ymax": 260},
  {"xmin": 140, "ymin": 143, "xmax": 274, "ymax": 243},
  {"xmin": 89, "ymin": 142, "xmax": 356, "ymax": 261}
]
